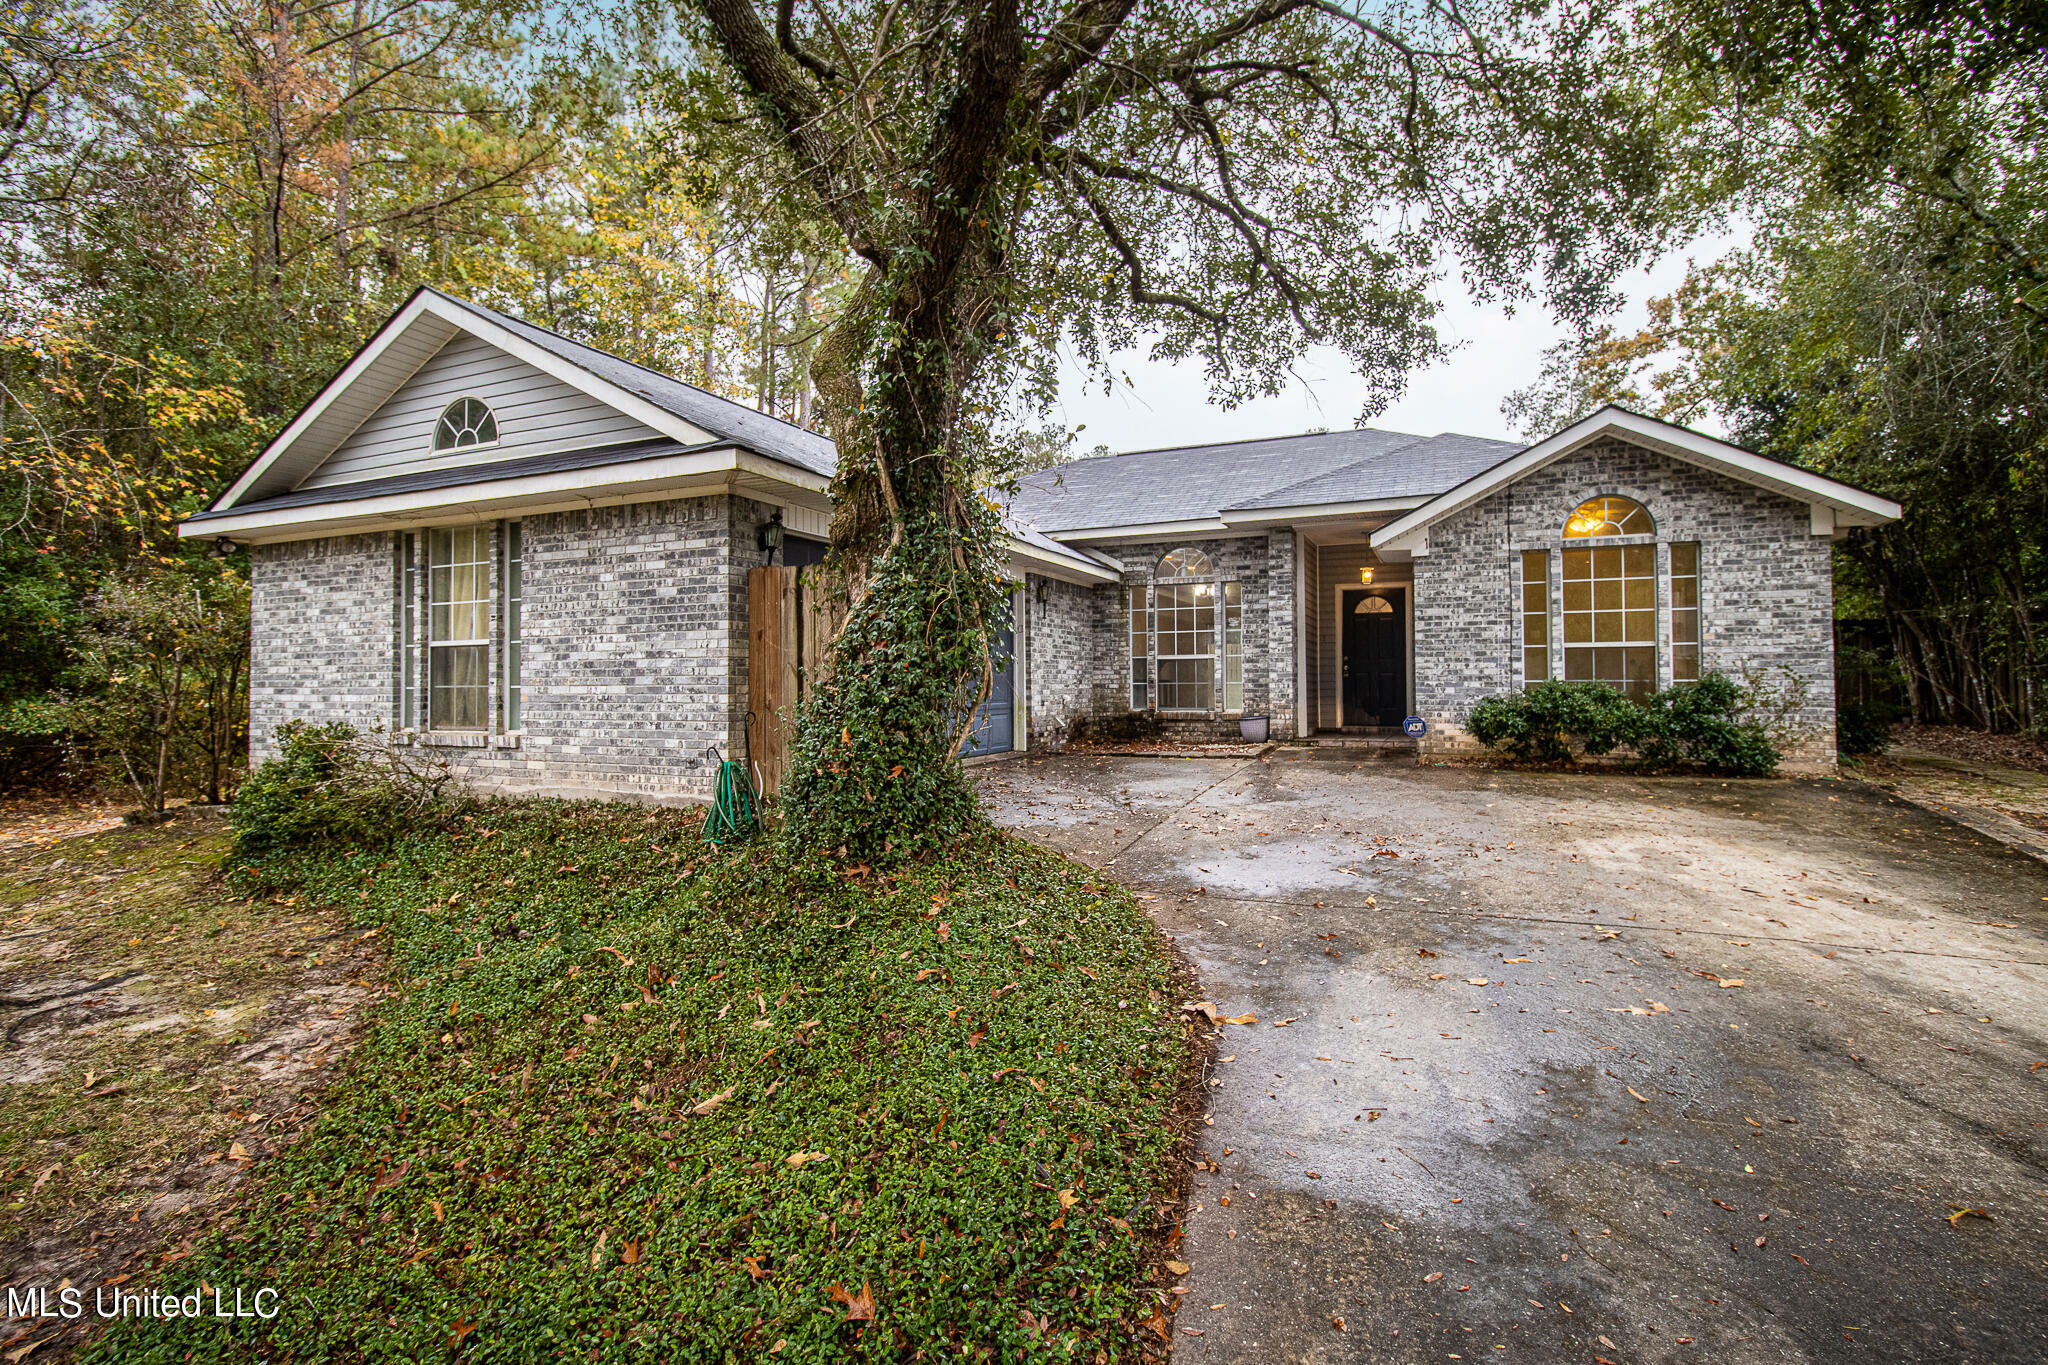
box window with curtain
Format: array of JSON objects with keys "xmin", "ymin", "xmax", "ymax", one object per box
[
  {"xmin": 428, "ymin": 525, "xmax": 491, "ymax": 728},
  {"xmin": 1521, "ymin": 549, "xmax": 1550, "ymax": 684},
  {"xmin": 1562, "ymin": 543, "xmax": 1656, "ymax": 701},
  {"xmin": 1155, "ymin": 581, "xmax": 1215, "ymax": 711},
  {"xmin": 1670, "ymin": 541, "xmax": 1699, "ymax": 683}
]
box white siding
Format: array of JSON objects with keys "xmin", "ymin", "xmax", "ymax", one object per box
[{"xmin": 297, "ymin": 333, "xmax": 675, "ymax": 491}]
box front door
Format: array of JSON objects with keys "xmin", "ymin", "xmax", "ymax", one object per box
[
  {"xmin": 1341, "ymin": 588, "xmax": 1405, "ymax": 726},
  {"xmin": 964, "ymin": 623, "xmax": 1016, "ymax": 755}
]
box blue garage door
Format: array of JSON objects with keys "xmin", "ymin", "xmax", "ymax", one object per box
[{"xmin": 964, "ymin": 623, "xmax": 1015, "ymax": 756}]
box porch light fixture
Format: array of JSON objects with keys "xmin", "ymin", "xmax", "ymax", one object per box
[
  {"xmin": 758, "ymin": 510, "xmax": 785, "ymax": 564},
  {"xmin": 1358, "ymin": 565, "xmax": 1374, "ymax": 585},
  {"xmin": 212, "ymin": 537, "xmax": 238, "ymax": 559}
]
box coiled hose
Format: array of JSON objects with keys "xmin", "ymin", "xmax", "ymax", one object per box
[{"xmin": 705, "ymin": 745, "xmax": 760, "ymax": 845}]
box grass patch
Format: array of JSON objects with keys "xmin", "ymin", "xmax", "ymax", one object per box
[
  {"xmin": 87, "ymin": 802, "xmax": 1197, "ymax": 1362},
  {"xmin": 0, "ymin": 815, "xmax": 372, "ymax": 1284}
]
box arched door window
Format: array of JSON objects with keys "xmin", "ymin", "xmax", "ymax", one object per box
[{"xmin": 434, "ymin": 398, "xmax": 499, "ymax": 452}]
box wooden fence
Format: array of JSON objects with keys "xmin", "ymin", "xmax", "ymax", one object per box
[{"xmin": 746, "ymin": 565, "xmax": 846, "ymax": 799}]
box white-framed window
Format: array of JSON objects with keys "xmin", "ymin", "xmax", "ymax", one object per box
[
  {"xmin": 503, "ymin": 521, "xmax": 524, "ymax": 729},
  {"xmin": 1520, "ymin": 549, "xmax": 1550, "ymax": 685},
  {"xmin": 1155, "ymin": 581, "xmax": 1216, "ymax": 711},
  {"xmin": 1125, "ymin": 584, "xmax": 1149, "ymax": 709},
  {"xmin": 1670, "ymin": 541, "xmax": 1699, "ymax": 683},
  {"xmin": 433, "ymin": 397, "xmax": 498, "ymax": 452},
  {"xmin": 397, "ymin": 535, "xmax": 419, "ymax": 727},
  {"xmin": 428, "ymin": 525, "xmax": 491, "ymax": 729},
  {"xmin": 1223, "ymin": 582, "xmax": 1243, "ymax": 711}
]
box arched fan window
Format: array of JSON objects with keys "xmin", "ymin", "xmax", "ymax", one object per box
[
  {"xmin": 1353, "ymin": 594, "xmax": 1394, "ymax": 614},
  {"xmin": 1563, "ymin": 495, "xmax": 1652, "ymax": 538},
  {"xmin": 434, "ymin": 398, "xmax": 499, "ymax": 452},
  {"xmin": 1156, "ymin": 547, "xmax": 1214, "ymax": 578}
]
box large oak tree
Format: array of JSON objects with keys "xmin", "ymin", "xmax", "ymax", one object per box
[{"xmin": 680, "ymin": 0, "xmax": 1668, "ymax": 857}]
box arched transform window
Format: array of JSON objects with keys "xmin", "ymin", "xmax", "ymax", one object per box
[
  {"xmin": 1156, "ymin": 547, "xmax": 1214, "ymax": 578},
  {"xmin": 1353, "ymin": 594, "xmax": 1394, "ymax": 614},
  {"xmin": 1563, "ymin": 495, "xmax": 1652, "ymax": 538},
  {"xmin": 434, "ymin": 397, "xmax": 499, "ymax": 452}
]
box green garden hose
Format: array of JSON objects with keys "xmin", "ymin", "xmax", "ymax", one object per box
[{"xmin": 705, "ymin": 745, "xmax": 760, "ymax": 844}]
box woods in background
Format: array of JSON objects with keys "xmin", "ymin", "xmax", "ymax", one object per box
[
  {"xmin": 1509, "ymin": 0, "xmax": 2046, "ymax": 733},
  {"xmin": 0, "ymin": 0, "xmax": 848, "ymax": 793}
]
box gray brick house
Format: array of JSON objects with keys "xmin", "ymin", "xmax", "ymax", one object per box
[{"xmin": 183, "ymin": 288, "xmax": 1900, "ymax": 797}]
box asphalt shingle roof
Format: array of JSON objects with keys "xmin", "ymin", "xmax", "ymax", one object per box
[
  {"xmin": 1232, "ymin": 432, "xmax": 1524, "ymax": 510},
  {"xmin": 189, "ymin": 436, "xmax": 712, "ymax": 523},
  {"xmin": 1005, "ymin": 428, "xmax": 1527, "ymax": 533}
]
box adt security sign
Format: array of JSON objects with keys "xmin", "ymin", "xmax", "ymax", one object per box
[{"xmin": 1401, "ymin": 715, "xmax": 1427, "ymax": 738}]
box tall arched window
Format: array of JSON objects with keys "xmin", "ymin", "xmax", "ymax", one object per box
[
  {"xmin": 434, "ymin": 397, "xmax": 499, "ymax": 452},
  {"xmin": 1561, "ymin": 494, "xmax": 1656, "ymax": 699},
  {"xmin": 1563, "ymin": 495, "xmax": 1652, "ymax": 538},
  {"xmin": 1156, "ymin": 547, "xmax": 1214, "ymax": 578}
]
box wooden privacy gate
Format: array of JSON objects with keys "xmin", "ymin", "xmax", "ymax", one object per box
[{"xmin": 746, "ymin": 565, "xmax": 846, "ymax": 799}]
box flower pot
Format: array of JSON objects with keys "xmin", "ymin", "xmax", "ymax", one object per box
[{"xmin": 1238, "ymin": 715, "xmax": 1270, "ymax": 742}]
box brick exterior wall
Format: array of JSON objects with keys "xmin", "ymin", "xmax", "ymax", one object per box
[
  {"xmin": 1020, "ymin": 575, "xmax": 1114, "ymax": 749},
  {"xmin": 249, "ymin": 494, "xmax": 768, "ymax": 803},
  {"xmin": 1019, "ymin": 531, "xmax": 1299, "ymax": 747},
  {"xmin": 1410, "ymin": 436, "xmax": 1838, "ymax": 767}
]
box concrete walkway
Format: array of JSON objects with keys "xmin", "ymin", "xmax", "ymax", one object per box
[{"xmin": 977, "ymin": 756, "xmax": 2048, "ymax": 1364}]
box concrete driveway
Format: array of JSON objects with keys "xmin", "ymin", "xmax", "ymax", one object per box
[{"xmin": 976, "ymin": 755, "xmax": 2048, "ymax": 1364}]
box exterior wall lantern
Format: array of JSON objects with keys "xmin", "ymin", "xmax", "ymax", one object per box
[
  {"xmin": 1358, "ymin": 565, "xmax": 1374, "ymax": 585},
  {"xmin": 758, "ymin": 510, "xmax": 785, "ymax": 564}
]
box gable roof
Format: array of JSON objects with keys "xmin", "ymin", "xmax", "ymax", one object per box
[
  {"xmin": 1370, "ymin": 405, "xmax": 1901, "ymax": 555},
  {"xmin": 209, "ymin": 287, "xmax": 835, "ymax": 514},
  {"xmin": 1004, "ymin": 427, "xmax": 1522, "ymax": 537}
]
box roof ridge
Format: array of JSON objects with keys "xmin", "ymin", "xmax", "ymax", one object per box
[
  {"xmin": 426, "ymin": 287, "xmax": 831, "ymax": 450},
  {"xmin": 1055, "ymin": 424, "xmax": 1426, "ymax": 468}
]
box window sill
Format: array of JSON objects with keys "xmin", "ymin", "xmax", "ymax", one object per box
[{"xmin": 415, "ymin": 731, "xmax": 489, "ymax": 748}]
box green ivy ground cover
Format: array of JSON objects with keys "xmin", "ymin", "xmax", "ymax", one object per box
[{"xmin": 88, "ymin": 802, "xmax": 1195, "ymax": 1362}]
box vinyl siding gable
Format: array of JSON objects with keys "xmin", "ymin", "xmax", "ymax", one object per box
[{"xmin": 296, "ymin": 332, "xmax": 686, "ymax": 491}]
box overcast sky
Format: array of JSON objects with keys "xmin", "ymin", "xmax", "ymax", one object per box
[{"xmin": 1050, "ymin": 241, "xmax": 1733, "ymax": 453}]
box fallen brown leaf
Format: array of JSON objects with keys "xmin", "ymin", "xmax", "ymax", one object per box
[{"xmin": 827, "ymin": 1280, "xmax": 876, "ymax": 1323}]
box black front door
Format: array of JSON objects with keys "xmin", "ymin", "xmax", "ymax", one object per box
[{"xmin": 1341, "ymin": 588, "xmax": 1406, "ymax": 726}]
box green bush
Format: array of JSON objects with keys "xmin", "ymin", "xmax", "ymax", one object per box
[
  {"xmin": 1466, "ymin": 680, "xmax": 1645, "ymax": 763},
  {"xmin": 1466, "ymin": 673, "xmax": 1780, "ymax": 775},
  {"xmin": 229, "ymin": 720, "xmax": 458, "ymax": 859},
  {"xmin": 1634, "ymin": 672, "xmax": 1781, "ymax": 775}
]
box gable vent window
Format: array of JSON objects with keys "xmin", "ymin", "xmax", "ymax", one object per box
[{"xmin": 434, "ymin": 397, "xmax": 498, "ymax": 452}]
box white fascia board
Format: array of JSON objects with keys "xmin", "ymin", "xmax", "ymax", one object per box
[
  {"xmin": 1005, "ymin": 538, "xmax": 1119, "ymax": 585},
  {"xmin": 214, "ymin": 292, "xmax": 450, "ymax": 510},
  {"xmin": 1369, "ymin": 407, "xmax": 1902, "ymax": 551},
  {"xmin": 213, "ymin": 291, "xmax": 722, "ymax": 514},
  {"xmin": 1043, "ymin": 518, "xmax": 1234, "ymax": 543},
  {"xmin": 185, "ymin": 446, "xmax": 760, "ymax": 543},
  {"xmin": 1219, "ymin": 496, "xmax": 1429, "ymax": 528}
]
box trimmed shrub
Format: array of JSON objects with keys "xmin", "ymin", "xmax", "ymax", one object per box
[
  {"xmin": 230, "ymin": 721, "xmax": 460, "ymax": 859},
  {"xmin": 1466, "ymin": 673, "xmax": 1780, "ymax": 776},
  {"xmin": 1634, "ymin": 672, "xmax": 1781, "ymax": 775},
  {"xmin": 1466, "ymin": 680, "xmax": 1645, "ymax": 763}
]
